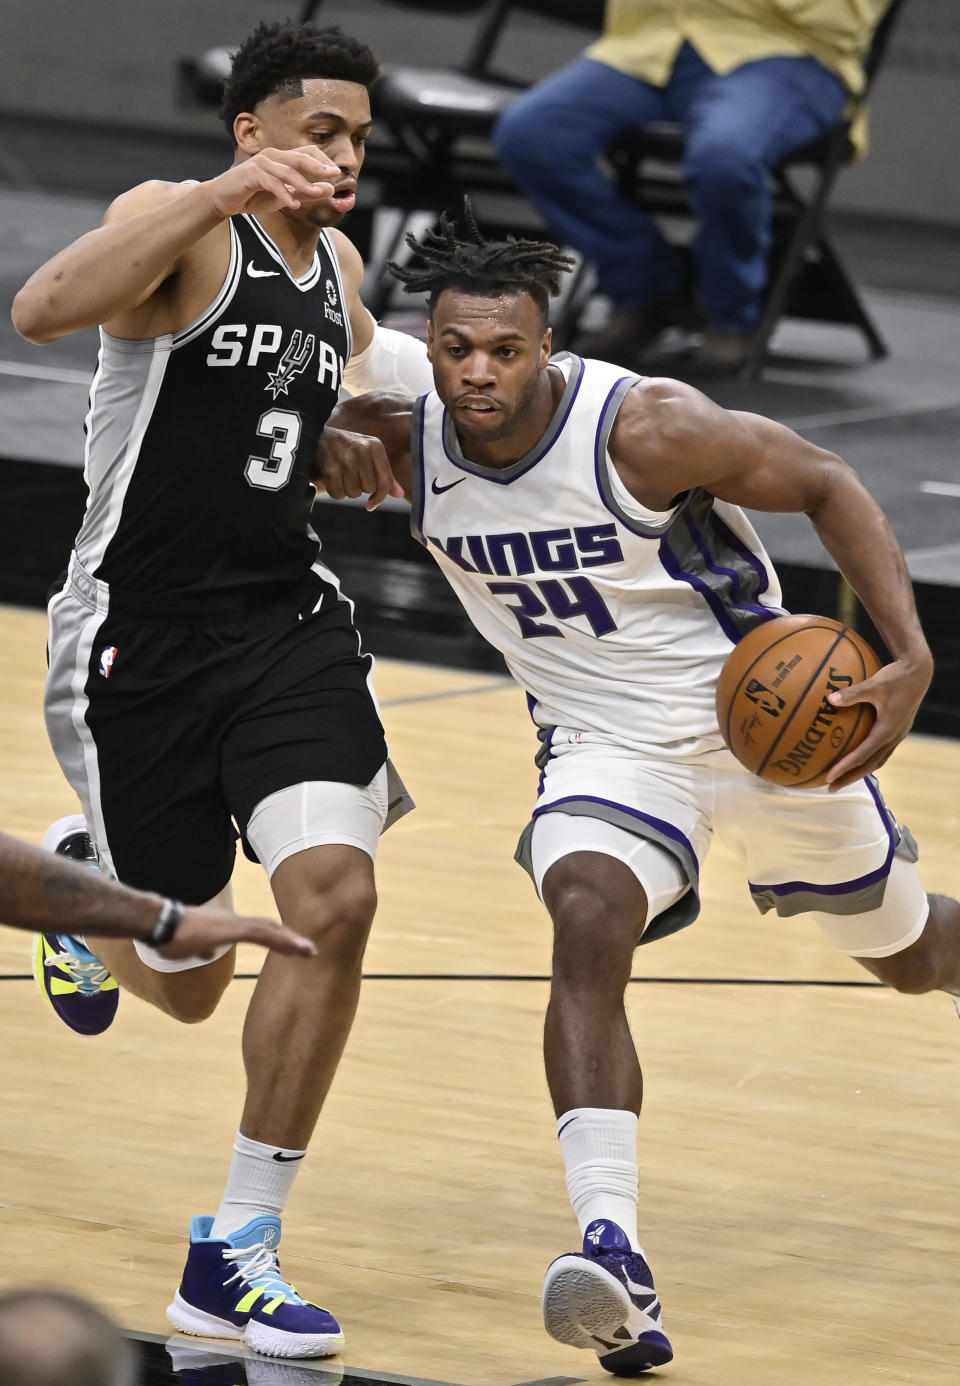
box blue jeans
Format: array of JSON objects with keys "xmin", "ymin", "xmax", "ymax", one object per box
[{"xmin": 493, "ymin": 42, "xmax": 846, "ymax": 331}]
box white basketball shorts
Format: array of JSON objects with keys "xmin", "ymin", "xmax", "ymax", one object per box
[{"xmin": 515, "ymin": 732, "xmax": 927, "ymax": 958}]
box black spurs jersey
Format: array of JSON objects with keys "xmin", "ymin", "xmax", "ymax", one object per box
[{"xmin": 73, "ymin": 212, "xmax": 352, "ymax": 604}]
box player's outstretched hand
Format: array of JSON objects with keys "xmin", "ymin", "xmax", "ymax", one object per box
[
  {"xmin": 205, "ymin": 146, "xmax": 340, "ymax": 219},
  {"xmin": 314, "ymin": 425, "xmax": 404, "ymax": 510},
  {"xmin": 155, "ymin": 906, "xmax": 317, "ymax": 960},
  {"xmin": 825, "ymin": 653, "xmax": 933, "ymax": 790}
]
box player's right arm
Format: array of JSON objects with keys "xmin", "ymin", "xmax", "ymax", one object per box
[
  {"xmin": 0, "ymin": 830, "xmax": 315, "ymax": 958},
  {"xmin": 314, "ymin": 390, "xmax": 416, "ymax": 508},
  {"xmin": 10, "ymin": 146, "xmax": 339, "ymax": 343}
]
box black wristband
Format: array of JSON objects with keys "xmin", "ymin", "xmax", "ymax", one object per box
[{"xmin": 144, "ymin": 897, "xmax": 185, "ymax": 948}]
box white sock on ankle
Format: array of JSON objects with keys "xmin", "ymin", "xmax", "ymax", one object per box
[
  {"xmin": 210, "ymin": 1131, "xmax": 307, "ymax": 1239},
  {"xmin": 558, "ymin": 1107, "xmax": 641, "ymax": 1252}
]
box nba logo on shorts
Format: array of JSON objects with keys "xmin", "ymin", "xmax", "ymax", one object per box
[{"xmin": 99, "ymin": 645, "xmax": 118, "ymax": 678}]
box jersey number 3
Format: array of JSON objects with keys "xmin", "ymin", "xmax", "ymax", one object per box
[{"xmin": 245, "ymin": 408, "xmax": 302, "ymax": 491}]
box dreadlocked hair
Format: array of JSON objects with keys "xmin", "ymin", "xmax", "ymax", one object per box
[
  {"xmin": 220, "ymin": 21, "xmax": 379, "ymax": 137},
  {"xmin": 389, "ymin": 200, "xmax": 575, "ymax": 324}
]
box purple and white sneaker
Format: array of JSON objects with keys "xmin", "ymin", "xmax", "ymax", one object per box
[
  {"xmin": 542, "ymin": 1219, "xmax": 673, "ymax": 1374},
  {"xmin": 32, "ymin": 815, "xmax": 118, "ymax": 1036},
  {"xmin": 167, "ymin": 1214, "xmax": 344, "ymax": 1359}
]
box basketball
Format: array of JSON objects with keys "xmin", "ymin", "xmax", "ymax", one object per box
[{"xmin": 716, "ymin": 614, "xmax": 882, "ymax": 787}]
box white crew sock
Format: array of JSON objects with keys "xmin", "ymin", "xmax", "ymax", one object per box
[
  {"xmin": 558, "ymin": 1107, "xmax": 641, "ymax": 1251},
  {"xmin": 210, "ymin": 1131, "xmax": 307, "ymax": 1239}
]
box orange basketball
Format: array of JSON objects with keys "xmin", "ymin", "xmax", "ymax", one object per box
[{"xmin": 715, "ymin": 614, "xmax": 882, "ymax": 788}]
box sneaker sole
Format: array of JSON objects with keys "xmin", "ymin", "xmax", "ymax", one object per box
[
  {"xmin": 245, "ymin": 1318, "xmax": 345, "ymax": 1359},
  {"xmin": 166, "ymin": 1291, "xmax": 345, "ymax": 1359},
  {"xmin": 166, "ymin": 1290, "xmax": 245, "ymax": 1341},
  {"xmin": 542, "ymin": 1255, "xmax": 632, "ymax": 1350},
  {"xmin": 41, "ymin": 813, "xmax": 89, "ymax": 855},
  {"xmin": 599, "ymin": 1331, "xmax": 674, "ymax": 1374}
]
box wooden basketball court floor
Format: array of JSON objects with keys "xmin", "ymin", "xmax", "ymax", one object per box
[{"xmin": 1, "ymin": 601, "xmax": 959, "ymax": 1386}]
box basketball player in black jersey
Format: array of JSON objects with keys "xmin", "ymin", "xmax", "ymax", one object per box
[{"xmin": 12, "ymin": 21, "xmax": 431, "ymax": 1360}]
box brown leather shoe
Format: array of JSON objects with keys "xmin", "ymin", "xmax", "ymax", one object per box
[
  {"xmin": 571, "ymin": 288, "xmax": 697, "ymax": 365},
  {"xmin": 688, "ymin": 326, "xmax": 754, "ymax": 376}
]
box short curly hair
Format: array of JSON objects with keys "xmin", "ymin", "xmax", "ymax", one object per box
[{"xmin": 220, "ymin": 21, "xmax": 379, "ymax": 137}]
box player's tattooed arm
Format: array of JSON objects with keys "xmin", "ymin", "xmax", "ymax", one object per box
[
  {"xmin": 0, "ymin": 831, "xmax": 315, "ymax": 958},
  {"xmin": 315, "ymin": 391, "xmax": 415, "ymax": 507}
]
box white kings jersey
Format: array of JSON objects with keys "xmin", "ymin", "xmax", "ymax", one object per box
[{"xmin": 410, "ymin": 353, "xmax": 786, "ymax": 759}]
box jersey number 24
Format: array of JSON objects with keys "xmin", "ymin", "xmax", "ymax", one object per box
[{"xmin": 487, "ymin": 577, "xmax": 617, "ymax": 638}]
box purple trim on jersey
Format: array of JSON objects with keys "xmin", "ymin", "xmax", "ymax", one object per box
[
  {"xmin": 658, "ymin": 530, "xmax": 744, "ymax": 643},
  {"xmin": 592, "ymin": 374, "xmax": 682, "ymax": 541},
  {"xmin": 658, "ymin": 513, "xmax": 763, "ymax": 644},
  {"xmin": 439, "ymin": 355, "xmax": 585, "ymax": 483},
  {"xmin": 525, "ymin": 694, "xmax": 556, "ymax": 797},
  {"xmin": 532, "ymin": 793, "xmax": 696, "ymax": 863},
  {"xmin": 536, "ymin": 728, "xmax": 556, "ymax": 797},
  {"xmin": 438, "ymin": 423, "xmax": 469, "ymax": 475},
  {"xmin": 682, "ymin": 506, "xmax": 774, "ymax": 625},
  {"xmin": 748, "ymin": 776, "xmax": 897, "ymax": 900},
  {"xmin": 594, "ymin": 376, "xmax": 632, "ymax": 469},
  {"xmin": 698, "ymin": 509, "xmax": 774, "ymax": 605},
  {"xmin": 658, "ymin": 490, "xmax": 782, "ymax": 645},
  {"xmin": 410, "ymin": 399, "xmax": 428, "ymax": 547}
]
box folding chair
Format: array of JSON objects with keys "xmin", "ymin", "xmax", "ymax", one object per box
[
  {"xmin": 176, "ymin": 2, "xmax": 604, "ymax": 321},
  {"xmin": 605, "ymin": 0, "xmax": 908, "ymax": 378},
  {"xmin": 355, "ymin": 0, "xmax": 605, "ymax": 317}
]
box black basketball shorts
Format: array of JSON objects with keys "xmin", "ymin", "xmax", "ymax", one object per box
[{"xmin": 45, "ymin": 564, "xmax": 395, "ymax": 903}]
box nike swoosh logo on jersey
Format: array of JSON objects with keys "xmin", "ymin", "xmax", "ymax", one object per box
[
  {"xmin": 247, "ymin": 264, "xmax": 281, "ymax": 278},
  {"xmin": 431, "ymin": 476, "xmax": 466, "ymax": 494}
]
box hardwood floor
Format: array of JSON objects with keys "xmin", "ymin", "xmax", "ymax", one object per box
[{"xmin": 1, "ymin": 603, "xmax": 958, "ymax": 1385}]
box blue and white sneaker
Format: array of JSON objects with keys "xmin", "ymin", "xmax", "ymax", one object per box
[
  {"xmin": 32, "ymin": 815, "xmax": 119, "ymax": 1036},
  {"xmin": 167, "ymin": 1214, "xmax": 345, "ymax": 1360},
  {"xmin": 542, "ymin": 1219, "xmax": 673, "ymax": 1375}
]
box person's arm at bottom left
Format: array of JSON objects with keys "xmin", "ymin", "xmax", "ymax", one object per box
[{"xmin": 0, "ymin": 830, "xmax": 315, "ymax": 959}]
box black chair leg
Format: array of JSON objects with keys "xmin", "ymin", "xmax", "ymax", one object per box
[
  {"xmin": 364, "ymin": 210, "xmax": 420, "ymax": 320},
  {"xmin": 809, "ymin": 233, "xmax": 889, "ymax": 359},
  {"xmin": 739, "ymin": 147, "xmax": 847, "ymax": 379},
  {"xmin": 551, "ymin": 258, "xmax": 596, "ymax": 349}
]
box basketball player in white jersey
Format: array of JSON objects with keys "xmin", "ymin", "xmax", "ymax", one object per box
[
  {"xmin": 11, "ymin": 21, "xmax": 432, "ymax": 1361},
  {"xmin": 323, "ymin": 208, "xmax": 960, "ymax": 1373}
]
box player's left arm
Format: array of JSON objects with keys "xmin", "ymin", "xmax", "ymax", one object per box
[
  {"xmin": 329, "ymin": 229, "xmax": 434, "ymax": 396},
  {"xmin": 610, "ymin": 378, "xmax": 933, "ymax": 785}
]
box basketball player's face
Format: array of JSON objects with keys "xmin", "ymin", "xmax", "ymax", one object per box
[
  {"xmin": 428, "ymin": 290, "xmax": 553, "ymax": 450},
  {"xmin": 246, "ymin": 79, "xmax": 372, "ymax": 227}
]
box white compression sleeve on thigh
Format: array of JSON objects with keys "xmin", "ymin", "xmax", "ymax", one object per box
[
  {"xmin": 341, "ymin": 322, "xmax": 434, "ymax": 397},
  {"xmin": 132, "ymin": 883, "xmax": 234, "ymax": 972}
]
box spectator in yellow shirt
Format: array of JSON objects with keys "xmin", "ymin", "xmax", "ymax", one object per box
[{"xmin": 494, "ymin": 0, "xmax": 892, "ymax": 373}]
